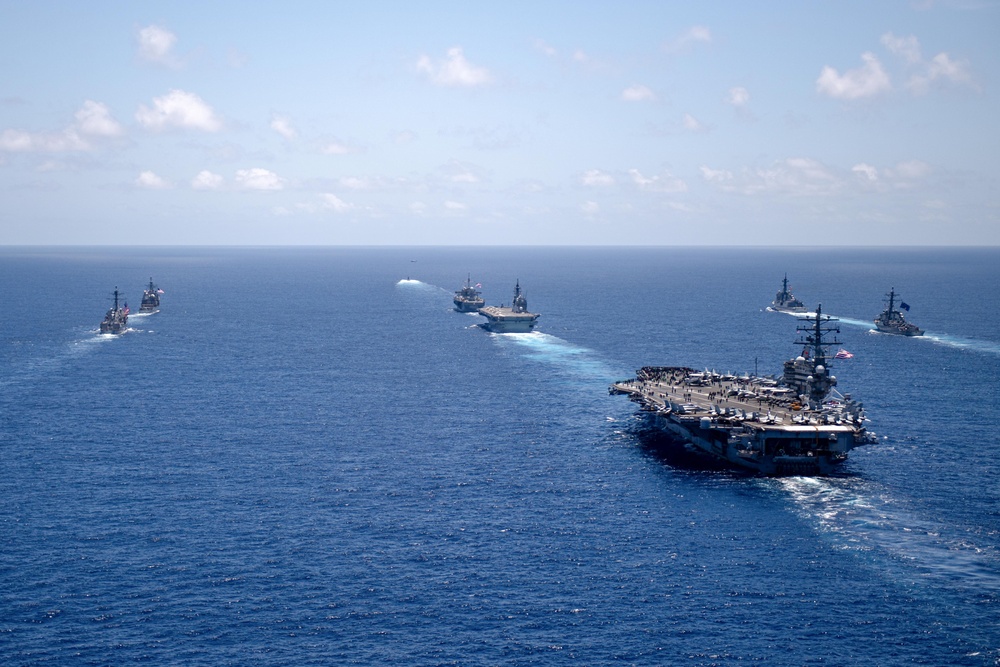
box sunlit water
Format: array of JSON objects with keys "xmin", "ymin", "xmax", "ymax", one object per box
[{"xmin": 1, "ymin": 246, "xmax": 997, "ymax": 666}]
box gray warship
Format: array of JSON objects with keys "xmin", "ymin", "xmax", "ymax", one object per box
[
  {"xmin": 874, "ymin": 287, "xmax": 923, "ymax": 336},
  {"xmin": 770, "ymin": 274, "xmax": 806, "ymax": 313},
  {"xmin": 453, "ymin": 275, "xmax": 485, "ymax": 312},
  {"xmin": 140, "ymin": 277, "xmax": 161, "ymax": 312},
  {"xmin": 610, "ymin": 306, "xmax": 876, "ymax": 475},
  {"xmin": 478, "ymin": 280, "xmax": 539, "ymax": 333},
  {"xmin": 100, "ymin": 287, "xmax": 129, "ymax": 334}
]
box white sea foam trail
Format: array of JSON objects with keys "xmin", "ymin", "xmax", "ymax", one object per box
[
  {"xmin": 776, "ymin": 476, "xmax": 1000, "ymax": 593},
  {"xmin": 490, "ymin": 331, "xmax": 621, "ymax": 382},
  {"xmin": 797, "ymin": 312, "xmax": 1000, "ymax": 356}
]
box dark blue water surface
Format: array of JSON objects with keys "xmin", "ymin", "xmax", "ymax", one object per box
[{"xmin": 1, "ymin": 246, "xmax": 997, "ymax": 666}]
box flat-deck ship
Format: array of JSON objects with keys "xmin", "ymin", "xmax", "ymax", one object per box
[
  {"xmin": 610, "ymin": 306, "xmax": 876, "ymax": 475},
  {"xmin": 478, "ymin": 280, "xmax": 539, "ymax": 333}
]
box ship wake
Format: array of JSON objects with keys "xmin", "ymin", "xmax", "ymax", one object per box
[
  {"xmin": 491, "ymin": 332, "xmax": 622, "ymax": 383},
  {"xmin": 776, "ymin": 476, "xmax": 1000, "ymax": 593}
]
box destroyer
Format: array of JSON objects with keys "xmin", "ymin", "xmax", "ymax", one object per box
[
  {"xmin": 140, "ymin": 277, "xmax": 161, "ymax": 312},
  {"xmin": 453, "ymin": 275, "xmax": 485, "ymax": 312},
  {"xmin": 478, "ymin": 280, "xmax": 539, "ymax": 333},
  {"xmin": 770, "ymin": 274, "xmax": 806, "ymax": 313},
  {"xmin": 100, "ymin": 287, "xmax": 129, "ymax": 334},
  {"xmin": 610, "ymin": 306, "xmax": 876, "ymax": 475},
  {"xmin": 874, "ymin": 287, "xmax": 923, "ymax": 336}
]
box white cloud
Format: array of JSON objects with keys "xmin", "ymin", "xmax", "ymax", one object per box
[
  {"xmin": 581, "ymin": 201, "xmax": 600, "ymax": 215},
  {"xmin": 191, "ymin": 170, "xmax": 224, "ymax": 190},
  {"xmin": 444, "ymin": 200, "xmax": 467, "ymax": 210},
  {"xmin": 816, "ymin": 52, "xmax": 891, "ymax": 99},
  {"xmin": 450, "ymin": 171, "xmax": 479, "ymax": 184},
  {"xmin": 74, "ymin": 101, "xmax": 124, "ymax": 137},
  {"xmin": 572, "ymin": 50, "xmax": 588, "ymax": 64},
  {"xmin": 416, "ymin": 47, "xmax": 493, "ymax": 87},
  {"xmin": 340, "ymin": 177, "xmax": 368, "ymax": 190},
  {"xmin": 881, "ymin": 33, "xmax": 975, "ymax": 95},
  {"xmin": 701, "ymin": 158, "xmax": 839, "ymax": 196},
  {"xmin": 890, "ymin": 159, "xmax": 931, "ymax": 180},
  {"xmin": 137, "ymin": 25, "xmax": 178, "ymax": 66},
  {"xmin": 909, "ymin": 52, "xmax": 973, "ymax": 94},
  {"xmin": 852, "ymin": 163, "xmax": 879, "ymax": 181},
  {"xmin": 581, "ymin": 169, "xmax": 615, "ymax": 187},
  {"xmin": 683, "ymin": 113, "xmax": 707, "ymax": 133},
  {"xmin": 270, "ymin": 115, "xmax": 297, "ymax": 140},
  {"xmin": 136, "ymin": 90, "xmax": 223, "ymax": 132},
  {"xmin": 881, "ymin": 33, "xmax": 922, "ymax": 65},
  {"xmin": 0, "ymin": 99, "xmax": 123, "ymax": 153},
  {"xmin": 534, "ymin": 38, "xmax": 557, "ymax": 57},
  {"xmin": 320, "ymin": 193, "xmax": 353, "ymax": 212},
  {"xmin": 410, "ymin": 201, "xmax": 428, "ymax": 215},
  {"xmin": 135, "ymin": 170, "xmax": 170, "ymax": 189},
  {"xmin": 235, "ymin": 168, "xmax": 285, "ymax": 190},
  {"xmin": 726, "ymin": 86, "xmax": 750, "ymax": 107},
  {"xmin": 628, "ymin": 168, "xmax": 687, "ymax": 193},
  {"xmin": 0, "ymin": 128, "xmax": 88, "ymax": 152},
  {"xmin": 321, "ymin": 140, "xmax": 353, "ymax": 155},
  {"xmin": 666, "ymin": 26, "xmax": 712, "ymax": 53},
  {"xmin": 622, "ymin": 85, "xmax": 655, "ymax": 102}
]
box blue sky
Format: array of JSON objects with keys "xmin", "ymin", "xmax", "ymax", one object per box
[{"xmin": 1, "ymin": 1, "xmax": 997, "ymax": 245}]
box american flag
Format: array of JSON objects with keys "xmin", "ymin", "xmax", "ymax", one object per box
[{"xmin": 834, "ymin": 348, "xmax": 854, "ymax": 359}]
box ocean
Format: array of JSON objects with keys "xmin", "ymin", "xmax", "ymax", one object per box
[{"xmin": 0, "ymin": 246, "xmax": 997, "ymax": 666}]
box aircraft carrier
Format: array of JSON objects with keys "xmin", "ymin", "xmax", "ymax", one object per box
[{"xmin": 610, "ymin": 306, "xmax": 876, "ymax": 475}]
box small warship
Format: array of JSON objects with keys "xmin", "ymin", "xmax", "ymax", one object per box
[
  {"xmin": 478, "ymin": 280, "xmax": 539, "ymax": 333},
  {"xmin": 100, "ymin": 287, "xmax": 129, "ymax": 335},
  {"xmin": 874, "ymin": 287, "xmax": 923, "ymax": 336},
  {"xmin": 770, "ymin": 274, "xmax": 806, "ymax": 313},
  {"xmin": 453, "ymin": 275, "xmax": 485, "ymax": 312},
  {"xmin": 610, "ymin": 306, "xmax": 876, "ymax": 475},
  {"xmin": 140, "ymin": 277, "xmax": 161, "ymax": 312}
]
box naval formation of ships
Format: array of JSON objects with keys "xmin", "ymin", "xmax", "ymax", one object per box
[
  {"xmin": 98, "ymin": 278, "xmax": 163, "ymax": 335},
  {"xmin": 607, "ymin": 274, "xmax": 926, "ymax": 475}
]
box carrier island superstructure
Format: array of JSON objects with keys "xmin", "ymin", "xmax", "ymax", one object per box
[{"xmin": 610, "ymin": 306, "xmax": 876, "ymax": 475}]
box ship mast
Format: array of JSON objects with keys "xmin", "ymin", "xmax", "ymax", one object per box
[{"xmin": 795, "ymin": 304, "xmax": 841, "ymax": 408}]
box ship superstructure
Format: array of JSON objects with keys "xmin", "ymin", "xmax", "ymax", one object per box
[
  {"xmin": 874, "ymin": 287, "xmax": 923, "ymax": 336},
  {"xmin": 100, "ymin": 287, "xmax": 129, "ymax": 335},
  {"xmin": 140, "ymin": 277, "xmax": 161, "ymax": 312},
  {"xmin": 610, "ymin": 306, "xmax": 875, "ymax": 475},
  {"xmin": 453, "ymin": 275, "xmax": 485, "ymax": 312},
  {"xmin": 478, "ymin": 280, "xmax": 539, "ymax": 333},
  {"xmin": 770, "ymin": 274, "xmax": 806, "ymax": 313}
]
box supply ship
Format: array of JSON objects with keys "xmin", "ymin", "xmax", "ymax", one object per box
[
  {"xmin": 453, "ymin": 275, "xmax": 485, "ymax": 312},
  {"xmin": 100, "ymin": 287, "xmax": 129, "ymax": 334},
  {"xmin": 478, "ymin": 280, "xmax": 539, "ymax": 333},
  {"xmin": 610, "ymin": 306, "xmax": 876, "ymax": 475},
  {"xmin": 140, "ymin": 277, "xmax": 161, "ymax": 312},
  {"xmin": 874, "ymin": 287, "xmax": 923, "ymax": 336},
  {"xmin": 769, "ymin": 274, "xmax": 806, "ymax": 313}
]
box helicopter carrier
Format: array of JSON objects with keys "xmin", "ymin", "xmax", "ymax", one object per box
[
  {"xmin": 610, "ymin": 306, "xmax": 876, "ymax": 475},
  {"xmin": 478, "ymin": 280, "xmax": 539, "ymax": 333}
]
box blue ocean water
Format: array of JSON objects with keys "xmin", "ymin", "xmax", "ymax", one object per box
[{"xmin": 0, "ymin": 246, "xmax": 997, "ymax": 666}]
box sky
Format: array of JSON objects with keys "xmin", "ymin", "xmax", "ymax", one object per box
[{"xmin": 1, "ymin": 0, "xmax": 998, "ymax": 245}]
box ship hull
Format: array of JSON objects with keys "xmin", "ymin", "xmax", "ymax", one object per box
[
  {"xmin": 453, "ymin": 299, "xmax": 484, "ymax": 313},
  {"xmin": 874, "ymin": 323, "xmax": 923, "ymax": 336},
  {"xmin": 479, "ymin": 318, "xmax": 537, "ymax": 333},
  {"xmin": 647, "ymin": 411, "xmax": 847, "ymax": 476}
]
